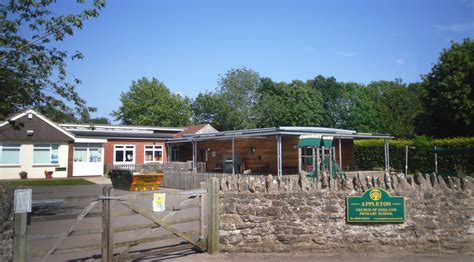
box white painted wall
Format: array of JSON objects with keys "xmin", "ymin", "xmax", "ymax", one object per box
[{"xmin": 0, "ymin": 143, "xmax": 69, "ymax": 179}]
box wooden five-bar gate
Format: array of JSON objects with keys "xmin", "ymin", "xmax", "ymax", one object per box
[{"xmin": 27, "ymin": 178, "xmax": 219, "ymax": 261}]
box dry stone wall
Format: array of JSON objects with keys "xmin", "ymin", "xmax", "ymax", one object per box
[
  {"xmin": 219, "ymin": 173, "xmax": 474, "ymax": 254},
  {"xmin": 0, "ymin": 184, "xmax": 14, "ymax": 261}
]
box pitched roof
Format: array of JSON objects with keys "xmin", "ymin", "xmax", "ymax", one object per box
[
  {"xmin": 174, "ymin": 124, "xmax": 218, "ymax": 138},
  {"xmin": 0, "ymin": 109, "xmax": 75, "ymax": 140}
]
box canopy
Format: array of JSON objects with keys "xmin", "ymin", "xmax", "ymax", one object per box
[
  {"xmin": 297, "ymin": 135, "xmax": 321, "ymax": 148},
  {"xmin": 322, "ymin": 136, "xmax": 333, "ymax": 147}
]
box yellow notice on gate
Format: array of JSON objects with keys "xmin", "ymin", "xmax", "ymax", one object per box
[{"xmin": 153, "ymin": 193, "xmax": 166, "ymax": 212}]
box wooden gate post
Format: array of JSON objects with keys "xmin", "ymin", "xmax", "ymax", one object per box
[
  {"xmin": 199, "ymin": 182, "xmax": 208, "ymax": 250},
  {"xmin": 207, "ymin": 177, "xmax": 219, "ymax": 254},
  {"xmin": 13, "ymin": 188, "xmax": 31, "ymax": 262},
  {"xmin": 13, "ymin": 213, "xmax": 27, "ymax": 262},
  {"xmin": 102, "ymin": 187, "xmax": 114, "ymax": 262}
]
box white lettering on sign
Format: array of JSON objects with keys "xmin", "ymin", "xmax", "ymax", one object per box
[{"xmin": 14, "ymin": 189, "xmax": 32, "ymax": 213}]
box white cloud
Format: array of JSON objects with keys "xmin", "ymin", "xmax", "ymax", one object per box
[
  {"xmin": 435, "ymin": 22, "xmax": 474, "ymax": 33},
  {"xmin": 336, "ymin": 51, "xmax": 359, "ymax": 57},
  {"xmin": 395, "ymin": 58, "xmax": 405, "ymax": 65}
]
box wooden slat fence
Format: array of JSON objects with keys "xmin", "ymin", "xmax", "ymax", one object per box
[
  {"xmin": 161, "ymin": 172, "xmax": 227, "ymax": 190},
  {"xmin": 161, "ymin": 171, "xmax": 275, "ymax": 190}
]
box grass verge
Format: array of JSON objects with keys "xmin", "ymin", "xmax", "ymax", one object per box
[{"xmin": 4, "ymin": 178, "xmax": 95, "ymax": 187}]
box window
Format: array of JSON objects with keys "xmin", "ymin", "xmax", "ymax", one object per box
[
  {"xmin": 33, "ymin": 144, "xmax": 59, "ymax": 165},
  {"xmin": 0, "ymin": 144, "xmax": 21, "ymax": 165},
  {"xmin": 74, "ymin": 144, "xmax": 102, "ymax": 163},
  {"xmin": 144, "ymin": 145, "xmax": 163, "ymax": 163},
  {"xmin": 114, "ymin": 145, "xmax": 135, "ymax": 164},
  {"xmin": 301, "ymin": 147, "xmax": 315, "ymax": 171}
]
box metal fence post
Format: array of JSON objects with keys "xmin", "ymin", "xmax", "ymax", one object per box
[{"xmin": 207, "ymin": 178, "xmax": 219, "ymax": 254}]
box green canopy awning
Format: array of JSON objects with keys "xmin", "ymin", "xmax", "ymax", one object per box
[
  {"xmin": 298, "ymin": 137, "xmax": 321, "ymax": 148},
  {"xmin": 322, "ymin": 137, "xmax": 333, "ymax": 147}
]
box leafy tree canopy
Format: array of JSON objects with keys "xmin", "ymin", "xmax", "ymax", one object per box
[
  {"xmin": 0, "ymin": 0, "xmax": 105, "ymax": 121},
  {"xmin": 369, "ymin": 80, "xmax": 422, "ymax": 138},
  {"xmin": 217, "ymin": 68, "xmax": 261, "ymax": 129},
  {"xmin": 417, "ymin": 38, "xmax": 474, "ymax": 138},
  {"xmin": 112, "ymin": 77, "xmax": 192, "ymax": 127},
  {"xmin": 254, "ymin": 78, "xmax": 324, "ymax": 127}
]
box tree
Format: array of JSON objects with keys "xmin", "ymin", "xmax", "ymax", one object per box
[
  {"xmin": 192, "ymin": 92, "xmax": 234, "ymax": 131},
  {"xmin": 369, "ymin": 80, "xmax": 422, "ymax": 138},
  {"xmin": 0, "ymin": 0, "xmax": 105, "ymax": 121},
  {"xmin": 89, "ymin": 117, "xmax": 110, "ymax": 125},
  {"xmin": 112, "ymin": 77, "xmax": 192, "ymax": 127},
  {"xmin": 346, "ymin": 84, "xmax": 381, "ymax": 133},
  {"xmin": 309, "ymin": 75, "xmax": 355, "ymax": 129},
  {"xmin": 217, "ymin": 68, "xmax": 261, "ymax": 130},
  {"xmin": 416, "ymin": 39, "xmax": 474, "ymax": 138},
  {"xmin": 254, "ymin": 78, "xmax": 324, "ymax": 127}
]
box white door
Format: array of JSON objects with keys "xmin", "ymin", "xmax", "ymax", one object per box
[{"xmin": 73, "ymin": 143, "xmax": 104, "ymax": 176}]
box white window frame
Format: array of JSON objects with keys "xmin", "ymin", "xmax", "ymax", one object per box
[
  {"xmin": 113, "ymin": 145, "xmax": 136, "ymax": 164},
  {"xmin": 74, "ymin": 144, "xmax": 103, "ymax": 163},
  {"xmin": 144, "ymin": 145, "xmax": 164, "ymax": 163},
  {"xmin": 33, "ymin": 144, "xmax": 59, "ymax": 165},
  {"xmin": 0, "ymin": 143, "xmax": 21, "ymax": 166}
]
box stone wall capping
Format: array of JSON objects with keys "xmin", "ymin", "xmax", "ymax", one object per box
[{"xmin": 219, "ymin": 172, "xmax": 470, "ymax": 194}]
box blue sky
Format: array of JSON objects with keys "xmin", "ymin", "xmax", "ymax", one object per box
[{"xmin": 55, "ymin": 0, "xmax": 474, "ymax": 120}]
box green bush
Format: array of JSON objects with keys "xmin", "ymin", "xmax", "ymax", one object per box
[{"xmin": 354, "ymin": 136, "xmax": 474, "ymax": 175}]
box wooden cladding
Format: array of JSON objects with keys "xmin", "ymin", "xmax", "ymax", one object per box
[{"xmin": 190, "ymin": 136, "xmax": 355, "ymax": 173}]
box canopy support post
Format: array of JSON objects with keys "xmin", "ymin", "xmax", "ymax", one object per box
[
  {"xmin": 277, "ymin": 135, "xmax": 282, "ymax": 179},
  {"xmin": 338, "ymin": 138, "xmax": 342, "ymax": 170},
  {"xmin": 192, "ymin": 140, "xmax": 197, "ymax": 173},
  {"xmin": 232, "ymin": 138, "xmax": 235, "ymax": 175},
  {"xmin": 298, "ymin": 147, "xmax": 302, "ymax": 174}
]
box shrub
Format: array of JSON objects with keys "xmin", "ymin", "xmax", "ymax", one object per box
[{"xmin": 354, "ymin": 136, "xmax": 474, "ymax": 175}]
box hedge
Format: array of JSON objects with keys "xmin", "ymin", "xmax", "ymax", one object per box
[{"xmin": 354, "ymin": 136, "xmax": 474, "ymax": 175}]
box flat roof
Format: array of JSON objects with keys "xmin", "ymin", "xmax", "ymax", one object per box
[
  {"xmin": 169, "ymin": 126, "xmax": 393, "ymax": 143},
  {"xmin": 70, "ymin": 130, "xmax": 175, "ymax": 139},
  {"xmin": 60, "ymin": 123, "xmax": 183, "ymax": 132}
]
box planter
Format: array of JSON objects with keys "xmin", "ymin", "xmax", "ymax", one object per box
[
  {"xmin": 44, "ymin": 171, "xmax": 53, "ymax": 179},
  {"xmin": 19, "ymin": 171, "xmax": 28, "ymax": 179}
]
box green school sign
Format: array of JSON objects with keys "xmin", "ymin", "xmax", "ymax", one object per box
[{"xmin": 347, "ymin": 188, "xmax": 405, "ymax": 223}]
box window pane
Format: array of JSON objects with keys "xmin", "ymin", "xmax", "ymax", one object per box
[
  {"xmin": 125, "ymin": 150, "xmax": 134, "ymax": 162},
  {"xmin": 154, "ymin": 151, "xmax": 162, "ymax": 161},
  {"xmin": 51, "ymin": 144, "xmax": 59, "ymax": 164},
  {"xmin": 74, "ymin": 148, "xmax": 87, "ymax": 162},
  {"xmin": 3, "ymin": 143, "xmax": 21, "ymax": 148},
  {"xmin": 145, "ymin": 150, "xmax": 153, "ymax": 162},
  {"xmin": 145, "ymin": 145, "xmax": 153, "ymax": 149},
  {"xmin": 1, "ymin": 148, "xmax": 20, "ymax": 164},
  {"xmin": 115, "ymin": 150, "xmax": 124, "ymax": 162},
  {"xmin": 89, "ymin": 148, "xmax": 101, "ymax": 162},
  {"xmin": 33, "ymin": 149, "xmax": 50, "ymax": 164}
]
